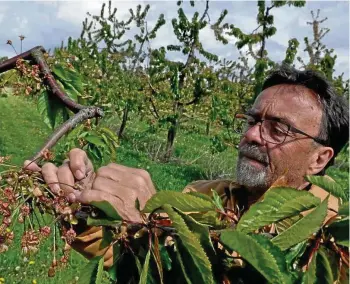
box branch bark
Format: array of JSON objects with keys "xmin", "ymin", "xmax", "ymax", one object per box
[
  {"xmin": 30, "ymin": 107, "xmax": 104, "ymax": 161},
  {"xmin": 0, "ymin": 46, "xmax": 104, "ymax": 162}
]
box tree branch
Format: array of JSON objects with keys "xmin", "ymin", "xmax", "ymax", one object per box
[
  {"xmin": 0, "ymin": 46, "xmax": 86, "ymax": 113},
  {"xmin": 30, "ymin": 107, "xmax": 104, "ymax": 161},
  {"xmin": 199, "ymin": 0, "xmax": 210, "ymax": 22},
  {"xmin": 0, "ymin": 46, "xmax": 104, "ymax": 162},
  {"xmin": 147, "ymin": 80, "xmax": 160, "ymax": 119}
]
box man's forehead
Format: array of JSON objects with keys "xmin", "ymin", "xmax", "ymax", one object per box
[{"xmin": 251, "ymin": 84, "xmax": 322, "ymax": 127}]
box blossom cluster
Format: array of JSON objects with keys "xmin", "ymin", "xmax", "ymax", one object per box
[{"xmin": 0, "ymin": 169, "xmax": 80, "ymax": 277}]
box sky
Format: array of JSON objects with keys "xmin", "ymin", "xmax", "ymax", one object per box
[{"xmin": 0, "ymin": 0, "xmax": 349, "ymax": 77}]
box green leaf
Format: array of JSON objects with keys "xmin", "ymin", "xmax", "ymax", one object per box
[
  {"xmin": 77, "ymin": 256, "xmax": 103, "ymax": 284},
  {"xmin": 272, "ymin": 197, "xmax": 329, "ymax": 251},
  {"xmin": 160, "ymin": 245, "xmax": 172, "ymax": 271},
  {"xmin": 338, "ymin": 202, "xmax": 349, "ymax": 216},
  {"xmin": 62, "ymin": 81, "xmax": 80, "ymax": 101},
  {"xmin": 285, "ymin": 241, "xmax": 308, "ymax": 271},
  {"xmin": 211, "ymin": 189, "xmax": 225, "ymax": 212},
  {"xmin": 316, "ymin": 247, "xmax": 334, "ymax": 284},
  {"xmin": 163, "ymin": 204, "xmax": 214, "ymax": 284},
  {"xmin": 37, "ymin": 90, "xmax": 68, "ymax": 130},
  {"xmin": 85, "ymin": 135, "xmax": 107, "ymax": 148},
  {"xmin": 252, "ymin": 234, "xmax": 294, "ymax": 283},
  {"xmin": 87, "ymin": 215, "xmax": 121, "ymax": 227},
  {"xmin": 276, "ymin": 215, "xmax": 302, "ymax": 234},
  {"xmin": 327, "ymin": 217, "xmax": 349, "ymax": 247},
  {"xmin": 188, "ymin": 211, "xmax": 224, "ymax": 228},
  {"xmin": 53, "ymin": 64, "xmax": 83, "ymax": 93},
  {"xmin": 91, "ymin": 201, "xmax": 123, "ymax": 220},
  {"xmin": 100, "ymin": 227, "xmax": 114, "ymax": 250},
  {"xmin": 139, "ymin": 249, "xmax": 151, "ymax": 284},
  {"xmin": 186, "ymin": 191, "xmax": 214, "ymax": 202},
  {"xmin": 302, "ymin": 251, "xmax": 317, "ymax": 284},
  {"xmin": 237, "ymin": 187, "xmax": 320, "ymax": 233},
  {"xmin": 220, "ymin": 230, "xmax": 285, "ymax": 284},
  {"xmin": 174, "ymin": 240, "xmax": 192, "ymax": 284},
  {"xmin": 319, "ymin": 247, "xmax": 341, "ymax": 282},
  {"xmin": 95, "ymin": 257, "xmax": 104, "ymax": 284},
  {"xmin": 107, "ymin": 242, "xmax": 121, "ymax": 281},
  {"xmin": 143, "ymin": 191, "xmax": 214, "ymax": 213},
  {"xmin": 305, "ymin": 175, "xmax": 346, "ymax": 200},
  {"xmin": 175, "ymin": 208, "xmax": 216, "ymax": 259}
]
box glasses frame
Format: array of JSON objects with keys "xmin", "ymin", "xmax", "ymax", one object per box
[{"xmin": 234, "ymin": 113, "xmax": 328, "ymax": 146}]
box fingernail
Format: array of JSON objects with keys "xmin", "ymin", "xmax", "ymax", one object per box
[
  {"xmin": 50, "ymin": 184, "xmax": 60, "ymax": 194},
  {"xmin": 75, "ymin": 170, "xmax": 84, "ymax": 180}
]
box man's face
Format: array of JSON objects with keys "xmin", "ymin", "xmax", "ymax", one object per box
[{"xmin": 236, "ymin": 84, "xmax": 324, "ymax": 190}]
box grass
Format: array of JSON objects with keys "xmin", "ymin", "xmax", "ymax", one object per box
[
  {"xmin": 0, "ymin": 96, "xmax": 51, "ymax": 167},
  {"xmin": 0, "ymin": 95, "xmax": 348, "ymax": 283}
]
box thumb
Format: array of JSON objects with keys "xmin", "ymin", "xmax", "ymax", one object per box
[{"xmin": 23, "ymin": 160, "xmax": 41, "ymax": 172}]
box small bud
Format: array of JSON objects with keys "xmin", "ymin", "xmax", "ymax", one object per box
[
  {"xmin": 18, "ymin": 215, "xmax": 24, "ymax": 223},
  {"xmin": 20, "ymin": 205, "xmax": 31, "ymax": 217},
  {"xmin": 52, "ymin": 259, "xmax": 58, "ymax": 267},
  {"xmin": 32, "ymin": 187, "xmax": 43, "ymax": 197},
  {"xmin": 40, "ymin": 226, "xmax": 51, "ymax": 238},
  {"xmin": 48, "ymin": 267, "xmax": 55, "ymax": 277},
  {"xmin": 64, "ymin": 242, "xmax": 71, "ymax": 252},
  {"xmin": 0, "ymin": 244, "xmax": 8, "ymax": 253}
]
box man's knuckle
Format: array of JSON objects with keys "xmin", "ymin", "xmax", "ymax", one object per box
[
  {"xmin": 80, "ymin": 191, "xmax": 93, "ymax": 203},
  {"xmin": 133, "ymin": 176, "xmax": 146, "ymax": 188},
  {"xmin": 107, "ymin": 163, "xmax": 118, "ymax": 168},
  {"xmin": 137, "ymin": 169, "xmax": 151, "ymax": 180},
  {"xmin": 96, "ymin": 166, "xmax": 109, "ymax": 176},
  {"xmin": 70, "ymin": 148, "xmax": 83, "ymax": 155}
]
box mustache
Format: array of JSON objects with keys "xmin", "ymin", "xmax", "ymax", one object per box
[{"xmin": 238, "ymin": 144, "xmax": 269, "ymax": 164}]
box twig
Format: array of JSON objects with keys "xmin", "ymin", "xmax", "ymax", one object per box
[
  {"xmin": 199, "ymin": 0, "xmax": 210, "ymax": 22},
  {"xmin": 31, "ymin": 48, "xmax": 86, "ymax": 113},
  {"xmin": 29, "ymin": 107, "xmax": 104, "ymax": 162},
  {"xmin": 0, "ymin": 46, "xmax": 105, "ymax": 163}
]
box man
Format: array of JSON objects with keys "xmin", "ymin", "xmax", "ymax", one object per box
[{"xmin": 26, "ymin": 66, "xmax": 349, "ymax": 267}]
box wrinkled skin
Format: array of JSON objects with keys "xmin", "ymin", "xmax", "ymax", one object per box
[
  {"xmin": 236, "ymin": 84, "xmax": 333, "ymax": 194},
  {"xmin": 24, "ymin": 149, "xmax": 156, "ymax": 222},
  {"xmin": 24, "ymin": 83, "xmax": 335, "ymax": 268},
  {"xmin": 25, "ymin": 83, "xmax": 334, "ymax": 221}
]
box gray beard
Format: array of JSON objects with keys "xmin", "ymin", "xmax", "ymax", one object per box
[{"xmin": 236, "ymin": 156, "xmax": 269, "ymax": 188}]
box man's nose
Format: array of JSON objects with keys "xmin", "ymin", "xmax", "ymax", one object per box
[{"xmin": 241, "ymin": 124, "xmax": 266, "ymax": 146}]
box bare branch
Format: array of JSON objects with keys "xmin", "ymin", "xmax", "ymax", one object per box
[
  {"xmin": 0, "ymin": 46, "xmax": 104, "ymax": 162},
  {"xmin": 30, "ymin": 107, "xmax": 104, "ymax": 161}
]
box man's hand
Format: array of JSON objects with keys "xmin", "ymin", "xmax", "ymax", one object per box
[{"xmin": 28, "ymin": 148, "xmax": 156, "ymax": 222}]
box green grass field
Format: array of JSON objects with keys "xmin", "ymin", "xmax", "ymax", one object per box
[{"xmin": 0, "ymin": 96, "xmax": 348, "ymax": 283}]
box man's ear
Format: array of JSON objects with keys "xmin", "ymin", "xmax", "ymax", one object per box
[{"xmin": 307, "ymin": 146, "xmax": 334, "ymax": 175}]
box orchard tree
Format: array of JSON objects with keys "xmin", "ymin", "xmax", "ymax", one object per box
[
  {"xmin": 79, "ymin": 1, "xmax": 165, "ymax": 139},
  {"xmin": 200, "ymin": 53, "xmax": 254, "ymax": 153},
  {"xmin": 228, "ymin": 0, "xmax": 305, "ymax": 99},
  {"xmin": 144, "ymin": 1, "xmax": 232, "ymax": 161},
  {"xmin": 298, "ymin": 9, "xmax": 349, "ymax": 98}
]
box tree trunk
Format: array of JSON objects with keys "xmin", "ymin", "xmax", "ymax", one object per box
[
  {"xmin": 118, "ymin": 104, "xmax": 129, "ymax": 140},
  {"xmin": 164, "ymin": 118, "xmax": 179, "ymax": 162},
  {"xmin": 206, "ymin": 118, "xmax": 211, "ymax": 136}
]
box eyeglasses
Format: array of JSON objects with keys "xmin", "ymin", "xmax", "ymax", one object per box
[{"xmin": 233, "ymin": 113, "xmax": 327, "ymax": 146}]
